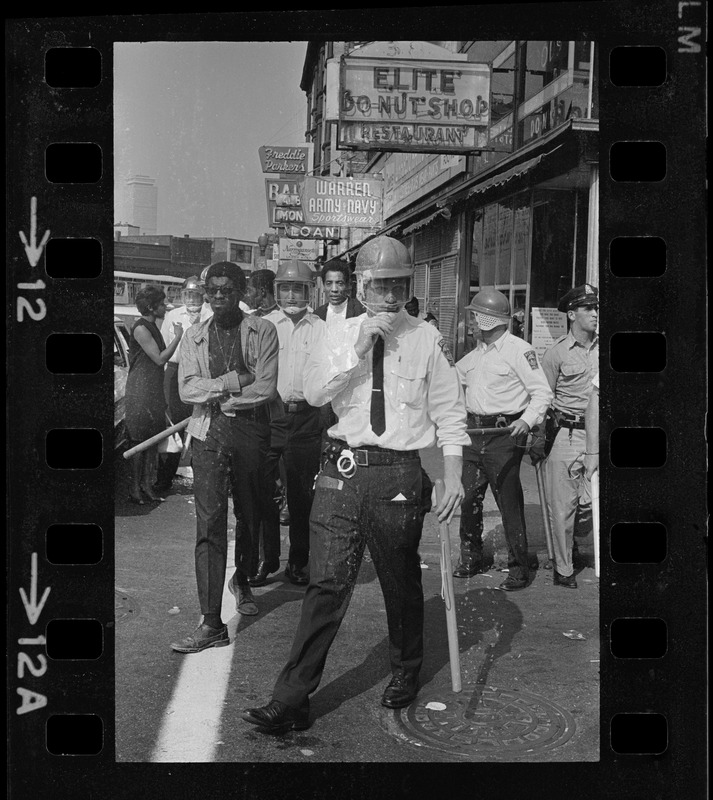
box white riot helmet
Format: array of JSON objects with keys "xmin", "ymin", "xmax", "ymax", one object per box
[{"xmin": 354, "ymin": 235, "xmax": 414, "ymax": 314}]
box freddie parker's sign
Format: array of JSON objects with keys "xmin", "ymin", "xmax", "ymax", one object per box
[
  {"xmin": 259, "ymin": 146, "xmax": 310, "ymax": 175},
  {"xmin": 300, "ymin": 176, "xmax": 383, "ymax": 228},
  {"xmin": 338, "ymin": 56, "xmax": 491, "ymax": 153}
]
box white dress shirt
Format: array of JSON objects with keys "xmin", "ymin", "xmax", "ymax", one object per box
[
  {"xmin": 325, "ymin": 299, "xmax": 349, "ymax": 336},
  {"xmin": 456, "ymin": 331, "xmax": 553, "ymax": 430},
  {"xmin": 263, "ymin": 309, "xmax": 326, "ymax": 403},
  {"xmin": 304, "ymin": 310, "xmax": 469, "ymax": 455}
]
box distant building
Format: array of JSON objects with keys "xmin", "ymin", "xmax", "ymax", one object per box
[
  {"xmin": 114, "ymin": 222, "xmax": 140, "ymax": 239},
  {"xmin": 206, "ymin": 237, "xmax": 258, "ymax": 273},
  {"xmin": 115, "ymin": 234, "xmax": 213, "ymax": 279},
  {"xmin": 124, "ymin": 174, "xmax": 158, "ymax": 235}
]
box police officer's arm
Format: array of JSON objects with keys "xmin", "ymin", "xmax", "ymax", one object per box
[
  {"xmin": 178, "ymin": 327, "xmax": 245, "ymax": 405},
  {"xmin": 428, "ymin": 337, "xmax": 470, "ymax": 523},
  {"xmin": 509, "ymin": 348, "xmax": 554, "ymax": 437},
  {"xmin": 540, "ymin": 345, "xmax": 561, "ymax": 392},
  {"xmin": 229, "ymin": 321, "xmax": 279, "ymax": 406},
  {"xmin": 133, "ymin": 320, "xmax": 183, "ymax": 367}
]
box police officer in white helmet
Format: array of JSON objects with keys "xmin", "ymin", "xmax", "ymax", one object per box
[{"xmin": 242, "ymin": 235, "xmax": 469, "ymax": 734}]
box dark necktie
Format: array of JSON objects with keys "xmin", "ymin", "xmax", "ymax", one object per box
[{"xmin": 370, "ymin": 336, "xmax": 386, "ymax": 436}]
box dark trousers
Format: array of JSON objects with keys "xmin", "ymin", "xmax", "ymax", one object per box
[
  {"xmin": 272, "ymin": 456, "xmax": 424, "ymax": 710},
  {"xmin": 192, "ymin": 411, "xmax": 272, "ymax": 616},
  {"xmin": 263, "ymin": 406, "xmax": 322, "ymax": 570},
  {"xmin": 156, "ymin": 362, "xmax": 194, "ymax": 489},
  {"xmin": 459, "ymin": 432, "xmax": 529, "ymax": 581}
]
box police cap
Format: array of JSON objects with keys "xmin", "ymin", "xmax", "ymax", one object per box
[{"xmin": 557, "ymin": 283, "xmax": 599, "ymax": 312}]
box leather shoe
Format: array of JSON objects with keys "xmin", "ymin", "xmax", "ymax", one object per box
[
  {"xmin": 453, "ymin": 561, "xmax": 484, "ymax": 578},
  {"xmin": 171, "ymin": 622, "xmax": 229, "ymax": 653},
  {"xmin": 554, "ymin": 570, "xmax": 578, "ymax": 589},
  {"xmin": 499, "ymin": 576, "xmax": 528, "ymax": 591},
  {"xmin": 241, "ymin": 699, "xmax": 310, "ymax": 733},
  {"xmin": 248, "ymin": 560, "xmax": 281, "ymax": 587},
  {"xmin": 285, "ymin": 563, "xmax": 308, "ymax": 585},
  {"xmin": 228, "ymin": 581, "xmax": 259, "ymax": 615},
  {"xmin": 381, "ymin": 674, "xmax": 419, "ymax": 708}
]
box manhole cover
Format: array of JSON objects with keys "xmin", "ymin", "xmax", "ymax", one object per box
[
  {"xmin": 115, "ymin": 589, "xmax": 140, "ymax": 623},
  {"xmin": 392, "ymin": 685, "xmax": 576, "ymax": 759}
]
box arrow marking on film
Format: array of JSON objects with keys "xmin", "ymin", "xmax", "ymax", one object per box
[
  {"xmin": 19, "ymin": 197, "xmax": 50, "ymax": 267},
  {"xmin": 19, "ymin": 552, "xmax": 51, "ymax": 626}
]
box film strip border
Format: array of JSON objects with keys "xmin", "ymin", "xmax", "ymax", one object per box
[{"xmin": 6, "ymin": 5, "xmax": 707, "ymax": 797}]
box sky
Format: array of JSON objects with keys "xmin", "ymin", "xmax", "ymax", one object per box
[{"xmin": 114, "ymin": 41, "xmax": 309, "ymax": 240}]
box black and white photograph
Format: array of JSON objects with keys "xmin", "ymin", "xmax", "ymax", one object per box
[
  {"xmin": 6, "ymin": 5, "xmax": 707, "ymax": 798},
  {"xmin": 112, "ymin": 37, "xmax": 602, "ymax": 764}
]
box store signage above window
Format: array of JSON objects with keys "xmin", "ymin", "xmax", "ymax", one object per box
[
  {"xmin": 300, "ymin": 176, "xmax": 383, "ymax": 228},
  {"xmin": 283, "ymin": 224, "xmax": 344, "ymax": 240},
  {"xmin": 258, "ymin": 145, "xmax": 311, "ymax": 175},
  {"xmin": 278, "ymin": 238, "xmax": 320, "ymax": 262},
  {"xmin": 265, "ymin": 178, "xmax": 305, "ymax": 226},
  {"xmin": 337, "ymin": 56, "xmax": 492, "ymax": 154}
]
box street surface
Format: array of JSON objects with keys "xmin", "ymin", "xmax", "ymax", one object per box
[{"xmin": 115, "ymin": 445, "xmax": 599, "ymax": 763}]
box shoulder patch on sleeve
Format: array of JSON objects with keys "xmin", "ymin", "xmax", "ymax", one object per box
[
  {"xmin": 437, "ymin": 337, "xmax": 455, "ymax": 367},
  {"xmin": 524, "ymin": 349, "xmax": 540, "ymax": 370}
]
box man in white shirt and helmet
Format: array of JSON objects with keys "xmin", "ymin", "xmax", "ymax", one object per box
[
  {"xmin": 260, "ymin": 260, "xmax": 326, "ymax": 587},
  {"xmin": 242, "ymin": 235, "xmax": 468, "ymax": 734},
  {"xmin": 454, "ymin": 288, "xmax": 552, "ymax": 590}
]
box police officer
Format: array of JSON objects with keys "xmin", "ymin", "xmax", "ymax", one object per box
[
  {"xmin": 156, "ymin": 275, "xmax": 210, "ymax": 492},
  {"xmin": 261, "ymin": 261, "xmax": 326, "ymax": 586},
  {"xmin": 241, "ymin": 236, "xmax": 468, "ymax": 733},
  {"xmin": 454, "ymin": 289, "xmax": 553, "ymax": 590},
  {"xmin": 539, "ymin": 284, "xmax": 599, "ymax": 589}
]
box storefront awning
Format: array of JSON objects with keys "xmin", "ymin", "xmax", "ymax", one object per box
[
  {"xmin": 402, "ymin": 209, "xmax": 442, "ymax": 235},
  {"xmin": 466, "ymin": 152, "xmax": 545, "ymax": 198}
]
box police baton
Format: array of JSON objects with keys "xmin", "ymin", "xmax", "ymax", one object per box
[
  {"xmin": 534, "ymin": 462, "xmax": 556, "ymax": 564},
  {"xmin": 591, "ymin": 470, "xmax": 600, "ymax": 578},
  {"xmin": 122, "ymin": 418, "xmax": 190, "ymax": 459},
  {"xmin": 434, "ymin": 479, "xmax": 462, "ymax": 693},
  {"xmin": 465, "ymin": 426, "xmax": 514, "ymax": 436}
]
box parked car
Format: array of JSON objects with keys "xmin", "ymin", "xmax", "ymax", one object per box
[{"xmin": 114, "ymin": 316, "xmax": 131, "ymax": 450}]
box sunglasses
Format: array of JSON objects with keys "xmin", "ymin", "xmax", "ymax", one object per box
[{"xmin": 205, "ymin": 286, "xmax": 239, "ymax": 297}]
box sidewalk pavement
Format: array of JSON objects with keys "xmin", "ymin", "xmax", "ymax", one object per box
[{"xmin": 114, "ymin": 444, "xmax": 599, "ymax": 763}]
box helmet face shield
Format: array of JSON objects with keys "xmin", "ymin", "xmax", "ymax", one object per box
[
  {"xmin": 181, "ymin": 288, "xmax": 204, "ymax": 309},
  {"xmin": 275, "ymin": 280, "xmax": 311, "ymax": 315},
  {"xmin": 358, "ymin": 275, "xmax": 412, "ymax": 314},
  {"xmin": 474, "ymin": 311, "xmax": 507, "ymax": 331}
]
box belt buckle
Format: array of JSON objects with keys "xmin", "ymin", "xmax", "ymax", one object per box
[
  {"xmin": 495, "ymin": 415, "xmax": 509, "ymax": 428},
  {"xmin": 286, "ymin": 403, "xmax": 297, "ymax": 414},
  {"xmin": 354, "ymin": 449, "xmax": 369, "ymax": 467}
]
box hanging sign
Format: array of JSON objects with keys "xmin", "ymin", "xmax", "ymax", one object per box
[
  {"xmin": 337, "ymin": 56, "xmax": 491, "ymax": 154},
  {"xmin": 265, "ymin": 178, "xmax": 305, "ymax": 226},
  {"xmin": 258, "ymin": 145, "xmax": 311, "ymax": 175},
  {"xmin": 278, "ymin": 238, "xmax": 320, "ymax": 261},
  {"xmin": 300, "ymin": 176, "xmax": 383, "ymax": 228}
]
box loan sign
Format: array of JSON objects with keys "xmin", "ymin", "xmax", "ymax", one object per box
[
  {"xmin": 300, "ymin": 176, "xmax": 383, "ymax": 228},
  {"xmin": 338, "ymin": 56, "xmax": 491, "ymax": 153}
]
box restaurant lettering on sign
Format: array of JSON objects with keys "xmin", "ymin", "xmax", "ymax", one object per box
[{"xmin": 337, "ymin": 56, "xmax": 491, "ymax": 154}]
